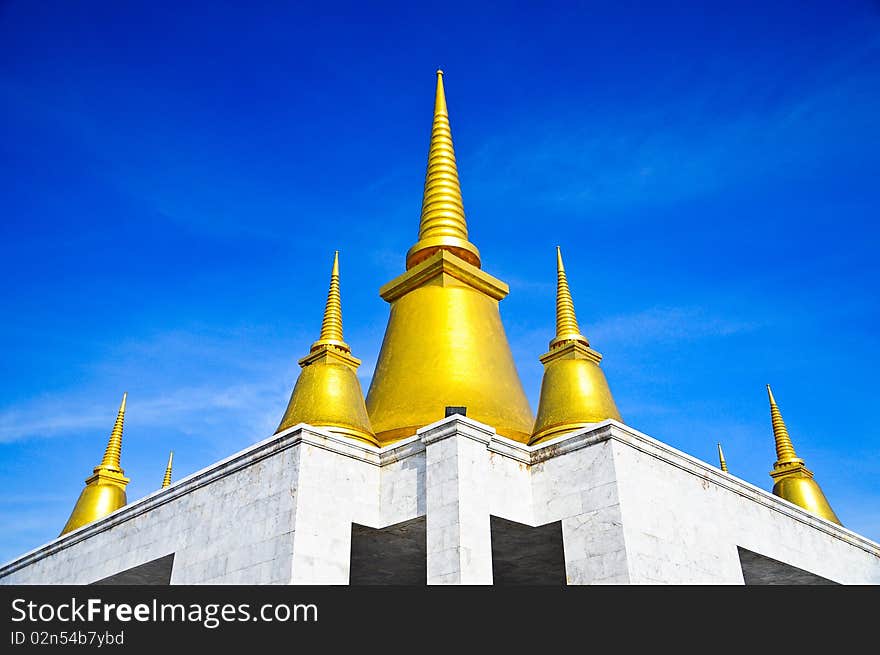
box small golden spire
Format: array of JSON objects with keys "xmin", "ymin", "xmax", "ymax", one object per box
[
  {"xmin": 60, "ymin": 393, "xmax": 131, "ymax": 535},
  {"xmin": 405, "ymin": 70, "xmax": 481, "ymax": 269},
  {"xmin": 531, "ymin": 246, "xmax": 622, "ymax": 444},
  {"xmin": 312, "ymin": 251, "xmax": 348, "ymax": 352},
  {"xmin": 765, "ymin": 385, "xmax": 841, "ymax": 525},
  {"xmin": 162, "ymin": 451, "xmax": 174, "ymax": 488},
  {"xmin": 98, "ymin": 392, "xmax": 126, "ymax": 472},
  {"xmin": 276, "ymin": 252, "xmax": 377, "ymax": 445},
  {"xmin": 551, "ymin": 246, "xmax": 588, "ymax": 348},
  {"xmin": 717, "ymin": 442, "xmax": 728, "ymax": 472},
  {"xmin": 767, "ymin": 384, "xmax": 799, "ymax": 464}
]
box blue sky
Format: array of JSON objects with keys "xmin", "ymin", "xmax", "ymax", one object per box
[{"xmin": 1, "ymin": 1, "xmax": 878, "ymax": 563}]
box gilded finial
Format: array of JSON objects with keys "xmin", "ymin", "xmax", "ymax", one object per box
[
  {"xmin": 765, "ymin": 385, "xmax": 841, "ymax": 525},
  {"xmin": 162, "ymin": 451, "xmax": 173, "ymax": 488},
  {"xmin": 767, "ymin": 384, "xmax": 799, "ymax": 465},
  {"xmin": 311, "ymin": 250, "xmax": 349, "ymax": 353},
  {"xmin": 433, "ymin": 69, "xmax": 448, "ymax": 117},
  {"xmin": 717, "ymin": 442, "xmax": 728, "ymax": 472},
  {"xmin": 405, "ymin": 71, "xmax": 481, "ymax": 269},
  {"xmin": 98, "ymin": 392, "xmax": 126, "ymax": 473},
  {"xmin": 552, "ymin": 246, "xmax": 588, "ymax": 348}
]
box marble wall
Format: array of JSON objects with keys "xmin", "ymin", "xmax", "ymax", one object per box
[{"xmin": 2, "ymin": 416, "xmax": 877, "ymax": 585}]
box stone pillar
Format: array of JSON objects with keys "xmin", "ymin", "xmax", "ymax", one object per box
[
  {"xmin": 421, "ymin": 415, "xmax": 494, "ymax": 584},
  {"xmin": 531, "ymin": 432, "xmax": 631, "ymax": 584},
  {"xmin": 287, "ymin": 429, "xmax": 381, "ymax": 584}
]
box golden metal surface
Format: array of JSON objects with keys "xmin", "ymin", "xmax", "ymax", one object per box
[
  {"xmin": 365, "ymin": 73, "xmax": 533, "ymax": 445},
  {"xmin": 161, "ymin": 451, "xmax": 173, "ymax": 488},
  {"xmin": 551, "ymin": 246, "xmax": 588, "ymax": 348},
  {"xmin": 766, "ymin": 385, "xmax": 841, "ymax": 525},
  {"xmin": 405, "ymin": 71, "xmax": 481, "ymax": 270},
  {"xmin": 717, "ymin": 442, "xmax": 728, "ymax": 472},
  {"xmin": 310, "ymin": 249, "xmax": 348, "ymax": 353},
  {"xmin": 60, "ymin": 393, "xmax": 130, "ymax": 535},
  {"xmin": 276, "ymin": 252, "xmax": 377, "ymax": 446},
  {"xmin": 531, "ymin": 247, "xmax": 622, "ymax": 445},
  {"xmin": 366, "ymin": 250, "xmax": 534, "ymax": 444}
]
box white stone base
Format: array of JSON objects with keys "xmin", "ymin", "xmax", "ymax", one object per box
[{"xmin": 1, "ymin": 417, "xmax": 877, "ymax": 584}]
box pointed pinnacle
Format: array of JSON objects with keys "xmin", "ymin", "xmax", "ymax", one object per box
[
  {"xmin": 406, "ymin": 70, "xmax": 480, "ymax": 269},
  {"xmin": 98, "ymin": 392, "xmax": 126, "ymax": 472},
  {"xmin": 419, "ymin": 70, "xmax": 463, "ymax": 241},
  {"xmin": 434, "ymin": 69, "xmax": 447, "ymax": 116},
  {"xmin": 313, "ymin": 251, "xmax": 349, "ymax": 352},
  {"xmin": 162, "ymin": 451, "xmax": 174, "ymax": 488},
  {"xmin": 551, "ymin": 246, "xmax": 588, "ymax": 348},
  {"xmin": 717, "ymin": 442, "xmax": 728, "ymax": 472},
  {"xmin": 767, "ymin": 384, "xmax": 799, "ymax": 464}
]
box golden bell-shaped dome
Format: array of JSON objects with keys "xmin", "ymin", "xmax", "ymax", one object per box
[
  {"xmin": 365, "ymin": 71, "xmax": 534, "ymax": 445},
  {"xmin": 60, "ymin": 393, "xmax": 130, "ymax": 535},
  {"xmin": 276, "ymin": 252, "xmax": 377, "ymax": 446},
  {"xmin": 530, "ymin": 247, "xmax": 622, "ymax": 445},
  {"xmin": 766, "ymin": 385, "xmax": 841, "ymax": 525}
]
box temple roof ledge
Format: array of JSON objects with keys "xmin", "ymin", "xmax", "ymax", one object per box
[{"xmin": 417, "ymin": 413, "xmax": 496, "ymax": 446}]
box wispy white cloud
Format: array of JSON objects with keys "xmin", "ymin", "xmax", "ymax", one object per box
[
  {"xmin": 0, "ymin": 494, "xmax": 68, "ymax": 506},
  {"xmin": 504, "ymin": 304, "xmax": 762, "ymax": 411},
  {"xmin": 502, "ymin": 275, "xmax": 555, "ymax": 296},
  {"xmin": 0, "ymin": 380, "xmax": 287, "ymax": 445},
  {"xmin": 463, "ymin": 39, "xmax": 880, "ymax": 218},
  {"xmin": 589, "ymin": 306, "xmax": 759, "ymax": 346},
  {"xmin": 0, "ymin": 511, "xmax": 59, "ymax": 535},
  {"xmin": 368, "ymin": 247, "xmax": 406, "ymax": 276},
  {"xmin": 0, "ymin": 325, "xmax": 301, "ymax": 445},
  {"xmin": 507, "ymin": 306, "xmax": 760, "ymax": 360}
]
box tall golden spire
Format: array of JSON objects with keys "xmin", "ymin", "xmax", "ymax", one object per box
[
  {"xmin": 767, "ymin": 385, "xmax": 798, "ymax": 463},
  {"xmin": 276, "ymin": 252, "xmax": 376, "ymax": 445},
  {"xmin": 366, "ymin": 70, "xmax": 534, "ymax": 445},
  {"xmin": 60, "ymin": 393, "xmax": 131, "ymax": 535},
  {"xmin": 531, "ymin": 246, "xmax": 622, "ymax": 445},
  {"xmin": 314, "ymin": 251, "xmax": 346, "ymax": 350},
  {"xmin": 99, "ymin": 392, "xmax": 126, "ymax": 471},
  {"xmin": 765, "ymin": 385, "xmax": 841, "ymax": 525},
  {"xmin": 552, "ymin": 246, "xmax": 587, "ymax": 347},
  {"xmin": 717, "ymin": 442, "xmax": 728, "ymax": 472},
  {"xmin": 405, "ymin": 70, "xmax": 481, "ymax": 270},
  {"xmin": 162, "ymin": 451, "xmax": 174, "ymax": 489}
]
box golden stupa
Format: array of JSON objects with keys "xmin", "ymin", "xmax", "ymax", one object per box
[
  {"xmin": 60, "ymin": 393, "xmax": 130, "ymax": 535},
  {"xmin": 364, "ymin": 71, "xmax": 534, "ymax": 445},
  {"xmin": 530, "ymin": 247, "xmax": 622, "ymax": 444},
  {"xmin": 766, "ymin": 385, "xmax": 841, "ymax": 524},
  {"xmin": 276, "ymin": 251, "xmax": 377, "ymax": 446}
]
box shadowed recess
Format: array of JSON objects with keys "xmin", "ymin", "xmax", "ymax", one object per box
[
  {"xmin": 490, "ymin": 516, "xmax": 566, "ymax": 585},
  {"xmin": 349, "ymin": 517, "xmax": 426, "ymax": 585},
  {"xmin": 737, "ymin": 547, "xmax": 837, "ymax": 585},
  {"xmin": 90, "ymin": 553, "xmax": 175, "ymax": 585}
]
